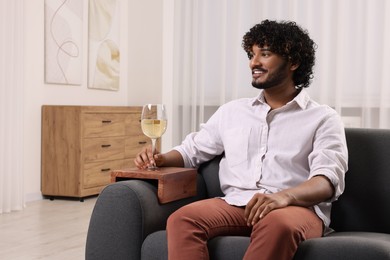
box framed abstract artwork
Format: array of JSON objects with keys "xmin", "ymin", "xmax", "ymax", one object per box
[
  {"xmin": 44, "ymin": 0, "xmax": 83, "ymax": 85},
  {"xmin": 88, "ymin": 0, "xmax": 120, "ymax": 91}
]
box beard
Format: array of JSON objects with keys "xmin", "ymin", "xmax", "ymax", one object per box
[{"xmin": 251, "ymin": 60, "xmax": 290, "ymax": 90}]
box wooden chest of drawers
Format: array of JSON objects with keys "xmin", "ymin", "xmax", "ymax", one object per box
[{"xmin": 41, "ymin": 105, "xmax": 154, "ymax": 200}]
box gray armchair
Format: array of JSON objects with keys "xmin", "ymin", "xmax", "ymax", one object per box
[{"xmin": 86, "ymin": 128, "xmax": 390, "ymax": 259}]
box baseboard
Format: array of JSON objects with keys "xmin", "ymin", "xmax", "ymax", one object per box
[{"xmin": 25, "ymin": 192, "xmax": 44, "ymax": 203}]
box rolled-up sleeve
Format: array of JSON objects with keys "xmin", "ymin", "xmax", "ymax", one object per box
[
  {"xmin": 173, "ymin": 109, "xmax": 225, "ymax": 168},
  {"xmin": 308, "ymin": 113, "xmax": 348, "ymax": 201}
]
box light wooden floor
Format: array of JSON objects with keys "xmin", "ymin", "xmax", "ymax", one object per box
[{"xmin": 0, "ymin": 196, "xmax": 97, "ymax": 260}]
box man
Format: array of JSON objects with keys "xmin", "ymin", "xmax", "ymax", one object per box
[{"xmin": 135, "ymin": 20, "xmax": 348, "ymax": 260}]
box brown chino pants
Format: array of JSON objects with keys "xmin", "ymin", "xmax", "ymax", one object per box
[{"xmin": 167, "ymin": 198, "xmax": 323, "ymax": 260}]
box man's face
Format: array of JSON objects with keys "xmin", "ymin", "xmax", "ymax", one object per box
[{"xmin": 249, "ymin": 45, "xmax": 291, "ymax": 90}]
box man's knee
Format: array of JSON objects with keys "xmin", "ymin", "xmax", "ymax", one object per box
[
  {"xmin": 252, "ymin": 206, "xmax": 320, "ymax": 240},
  {"xmin": 167, "ymin": 203, "xmax": 198, "ymax": 230},
  {"xmin": 167, "ymin": 207, "xmax": 184, "ymax": 230},
  {"xmin": 255, "ymin": 208, "xmax": 304, "ymax": 234}
]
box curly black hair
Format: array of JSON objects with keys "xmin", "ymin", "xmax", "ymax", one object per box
[{"xmin": 242, "ymin": 20, "xmax": 317, "ymax": 88}]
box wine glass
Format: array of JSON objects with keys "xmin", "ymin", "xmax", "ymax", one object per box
[{"xmin": 141, "ymin": 104, "xmax": 167, "ymax": 170}]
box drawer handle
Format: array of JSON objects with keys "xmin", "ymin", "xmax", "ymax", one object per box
[
  {"xmin": 138, "ymin": 141, "xmax": 147, "ymax": 144},
  {"xmin": 101, "ymin": 168, "xmax": 111, "ymax": 172},
  {"xmin": 101, "ymin": 144, "xmax": 111, "ymax": 148},
  {"xmin": 102, "ymin": 120, "xmax": 112, "ymax": 123}
]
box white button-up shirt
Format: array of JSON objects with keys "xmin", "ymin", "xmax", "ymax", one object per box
[{"xmin": 174, "ymin": 89, "xmax": 348, "ymax": 231}]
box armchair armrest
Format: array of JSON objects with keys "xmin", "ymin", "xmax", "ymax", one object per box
[{"xmin": 86, "ymin": 174, "xmax": 208, "ymax": 260}]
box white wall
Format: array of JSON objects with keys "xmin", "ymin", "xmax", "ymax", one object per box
[
  {"xmin": 23, "ymin": 0, "xmax": 163, "ymax": 201},
  {"xmin": 127, "ymin": 0, "xmax": 163, "ymax": 105}
]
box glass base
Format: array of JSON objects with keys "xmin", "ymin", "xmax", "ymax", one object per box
[{"xmin": 147, "ymin": 165, "xmax": 159, "ymax": 171}]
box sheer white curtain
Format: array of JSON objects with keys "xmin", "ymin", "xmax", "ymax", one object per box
[
  {"xmin": 163, "ymin": 0, "xmax": 390, "ymax": 147},
  {"xmin": 0, "ymin": 0, "xmax": 25, "ymax": 213}
]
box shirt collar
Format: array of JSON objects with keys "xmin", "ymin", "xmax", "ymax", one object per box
[
  {"xmin": 252, "ymin": 89, "xmax": 310, "ymax": 109},
  {"xmin": 252, "ymin": 91, "xmax": 266, "ymax": 105}
]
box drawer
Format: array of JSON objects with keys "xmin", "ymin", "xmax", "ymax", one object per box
[
  {"xmin": 83, "ymin": 159, "xmax": 134, "ymax": 188},
  {"xmin": 83, "ymin": 113, "xmax": 127, "ymax": 138},
  {"xmin": 125, "ymin": 135, "xmax": 152, "ymax": 158},
  {"xmin": 125, "ymin": 113, "xmax": 143, "ymax": 136},
  {"xmin": 84, "ymin": 137, "xmax": 125, "ymax": 162}
]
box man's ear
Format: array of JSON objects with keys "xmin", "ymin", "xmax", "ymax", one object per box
[{"xmin": 290, "ymin": 63, "xmax": 299, "ymax": 71}]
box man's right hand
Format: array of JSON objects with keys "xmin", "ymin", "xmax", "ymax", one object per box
[
  {"xmin": 134, "ymin": 147, "xmax": 185, "ymax": 169},
  {"xmin": 134, "ymin": 145, "xmax": 163, "ymax": 169}
]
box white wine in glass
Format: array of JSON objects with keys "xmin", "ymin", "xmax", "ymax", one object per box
[{"xmin": 141, "ymin": 104, "xmax": 167, "ymax": 170}]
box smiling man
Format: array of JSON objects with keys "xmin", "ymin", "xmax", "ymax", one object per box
[{"xmin": 135, "ymin": 20, "xmax": 348, "ymax": 260}]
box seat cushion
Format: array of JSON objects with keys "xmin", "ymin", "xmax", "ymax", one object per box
[
  {"xmin": 142, "ymin": 231, "xmax": 168, "ymax": 260},
  {"xmin": 142, "ymin": 231, "xmax": 390, "ymax": 260},
  {"xmin": 141, "ymin": 231, "xmax": 249, "ymax": 260},
  {"xmin": 294, "ymin": 232, "xmax": 390, "ymax": 260},
  {"xmin": 208, "ymin": 236, "xmax": 249, "ymax": 260}
]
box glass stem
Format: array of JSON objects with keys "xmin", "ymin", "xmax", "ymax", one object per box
[{"xmin": 151, "ymin": 138, "xmax": 157, "ymax": 167}]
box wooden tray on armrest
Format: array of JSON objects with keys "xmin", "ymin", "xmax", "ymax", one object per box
[{"xmin": 111, "ymin": 167, "xmax": 197, "ymax": 204}]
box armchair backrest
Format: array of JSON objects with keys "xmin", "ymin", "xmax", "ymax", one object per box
[
  {"xmin": 330, "ymin": 128, "xmax": 390, "ymax": 233},
  {"xmin": 197, "ymin": 154, "xmax": 224, "ymax": 198}
]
